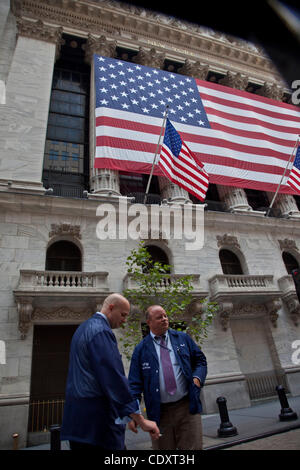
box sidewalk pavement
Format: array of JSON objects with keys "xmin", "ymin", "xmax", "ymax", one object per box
[{"xmin": 23, "ymin": 395, "xmax": 300, "ymax": 450}]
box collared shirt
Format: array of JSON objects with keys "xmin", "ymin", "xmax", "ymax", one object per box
[{"xmin": 150, "ymin": 330, "xmax": 188, "ymax": 403}]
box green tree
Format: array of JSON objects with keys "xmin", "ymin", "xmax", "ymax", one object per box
[{"xmin": 121, "ymin": 241, "xmax": 218, "ymax": 360}]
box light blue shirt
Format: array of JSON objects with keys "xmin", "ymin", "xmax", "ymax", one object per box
[{"xmin": 150, "ymin": 330, "xmax": 188, "ymax": 403}]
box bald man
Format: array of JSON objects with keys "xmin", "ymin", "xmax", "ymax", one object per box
[{"xmin": 61, "ymin": 294, "xmax": 159, "ymax": 450}]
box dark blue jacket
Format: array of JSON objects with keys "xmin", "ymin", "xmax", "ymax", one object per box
[
  {"xmin": 128, "ymin": 329, "xmax": 207, "ymax": 425},
  {"xmin": 61, "ymin": 314, "xmax": 138, "ymax": 449}
]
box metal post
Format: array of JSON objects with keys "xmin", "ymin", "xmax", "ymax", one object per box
[
  {"xmin": 50, "ymin": 424, "xmax": 61, "ymax": 451},
  {"xmin": 216, "ymin": 397, "xmax": 238, "ymax": 437},
  {"xmin": 12, "ymin": 433, "xmax": 19, "ymax": 450},
  {"xmin": 276, "ymin": 385, "xmax": 298, "ymax": 421}
]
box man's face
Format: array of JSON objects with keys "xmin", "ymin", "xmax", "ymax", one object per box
[
  {"xmin": 147, "ymin": 306, "xmax": 169, "ymax": 336},
  {"xmin": 108, "ymin": 301, "xmax": 130, "ymax": 329}
]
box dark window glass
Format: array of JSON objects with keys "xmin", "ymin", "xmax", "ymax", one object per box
[
  {"xmin": 46, "ymin": 241, "xmax": 82, "ymax": 271},
  {"xmin": 282, "ymin": 252, "xmax": 299, "ymax": 274},
  {"xmin": 219, "ymin": 249, "xmax": 243, "ymax": 275}
]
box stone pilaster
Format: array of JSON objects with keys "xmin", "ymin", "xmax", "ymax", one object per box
[
  {"xmin": 218, "ymin": 185, "xmax": 252, "ymax": 212},
  {"xmin": 84, "ymin": 35, "xmax": 120, "ymax": 195},
  {"xmin": 0, "ymin": 19, "xmax": 63, "ymax": 192}
]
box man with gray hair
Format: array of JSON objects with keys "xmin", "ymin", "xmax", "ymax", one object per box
[
  {"xmin": 61, "ymin": 293, "xmax": 160, "ymax": 450},
  {"xmin": 128, "ymin": 304, "xmax": 207, "ymax": 450}
]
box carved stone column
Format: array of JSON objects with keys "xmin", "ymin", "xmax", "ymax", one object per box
[
  {"xmin": 219, "ymin": 71, "xmax": 248, "ymax": 90},
  {"xmin": 85, "ymin": 35, "xmax": 120, "ymax": 195},
  {"xmin": 266, "ymin": 192, "xmax": 300, "ymax": 218},
  {"xmin": 132, "ymin": 47, "xmax": 165, "ymax": 69},
  {"xmin": 218, "ymin": 185, "xmax": 252, "ymax": 212},
  {"xmin": 178, "ymin": 59, "xmax": 209, "ymax": 80},
  {"xmin": 158, "ymin": 176, "xmax": 191, "ymax": 203},
  {"xmin": 255, "ymin": 82, "xmax": 284, "ymax": 101}
]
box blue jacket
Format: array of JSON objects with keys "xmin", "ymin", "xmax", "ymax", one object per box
[
  {"xmin": 128, "ymin": 329, "xmax": 207, "ymax": 425},
  {"xmin": 60, "ymin": 314, "xmax": 138, "ymax": 449}
]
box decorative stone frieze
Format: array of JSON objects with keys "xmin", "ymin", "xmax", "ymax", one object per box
[
  {"xmin": 219, "ymin": 71, "xmax": 248, "ymax": 90},
  {"xmin": 49, "ymin": 223, "xmax": 81, "ymax": 240},
  {"xmin": 278, "ymin": 238, "xmax": 299, "ymax": 252},
  {"xmin": 11, "ymin": 0, "xmax": 285, "ymax": 87},
  {"xmin": 178, "ymin": 59, "xmax": 209, "ymax": 80},
  {"xmin": 32, "ymin": 306, "xmax": 92, "ymax": 322},
  {"xmin": 132, "ymin": 47, "xmax": 165, "ymax": 69},
  {"xmin": 217, "ymin": 234, "xmax": 240, "ymax": 250}
]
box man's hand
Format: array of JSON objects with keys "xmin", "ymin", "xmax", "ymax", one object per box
[
  {"xmin": 193, "ymin": 377, "xmax": 201, "ymax": 388},
  {"xmin": 128, "ymin": 419, "xmax": 138, "ymax": 434},
  {"xmin": 130, "ymin": 413, "xmax": 160, "ymax": 440}
]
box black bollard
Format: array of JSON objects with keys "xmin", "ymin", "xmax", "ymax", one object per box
[
  {"xmin": 276, "ymin": 385, "xmax": 298, "ymax": 421},
  {"xmin": 50, "ymin": 424, "xmax": 61, "ymax": 451},
  {"xmin": 216, "ymin": 397, "xmax": 238, "ymax": 437}
]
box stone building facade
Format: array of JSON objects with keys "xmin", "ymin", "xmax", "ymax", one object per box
[{"xmin": 0, "ymin": 0, "xmax": 300, "ymax": 449}]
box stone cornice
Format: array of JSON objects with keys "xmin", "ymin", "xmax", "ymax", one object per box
[{"xmin": 11, "ymin": 0, "xmax": 285, "ymax": 86}]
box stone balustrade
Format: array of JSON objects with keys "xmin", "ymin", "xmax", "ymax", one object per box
[
  {"xmin": 209, "ymin": 274, "xmax": 279, "ymax": 299},
  {"xmin": 17, "ymin": 269, "xmax": 109, "ymax": 291}
]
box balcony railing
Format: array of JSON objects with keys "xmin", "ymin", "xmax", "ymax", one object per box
[
  {"xmin": 123, "ymin": 273, "xmax": 206, "ymax": 295},
  {"xmin": 16, "ymin": 270, "xmax": 109, "ymax": 291},
  {"xmin": 209, "ymin": 274, "xmax": 280, "ymax": 299}
]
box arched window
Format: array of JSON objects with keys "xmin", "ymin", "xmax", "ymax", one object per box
[
  {"xmin": 144, "ymin": 245, "xmax": 170, "ymax": 273},
  {"xmin": 219, "ymin": 249, "xmax": 243, "ymax": 275},
  {"xmin": 46, "ymin": 241, "xmax": 82, "ymax": 271},
  {"xmin": 282, "ymin": 252, "xmax": 299, "ymax": 274}
]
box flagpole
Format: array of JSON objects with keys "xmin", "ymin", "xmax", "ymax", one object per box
[
  {"xmin": 265, "ymin": 134, "xmax": 300, "ymax": 217},
  {"xmin": 143, "ymin": 106, "xmax": 169, "ymax": 204}
]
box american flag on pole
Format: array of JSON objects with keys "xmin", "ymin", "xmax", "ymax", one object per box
[
  {"xmin": 159, "ymin": 118, "xmax": 209, "ymax": 201},
  {"xmin": 94, "ymin": 54, "xmax": 300, "ymax": 194},
  {"xmin": 287, "ymin": 145, "xmax": 300, "ymax": 194}
]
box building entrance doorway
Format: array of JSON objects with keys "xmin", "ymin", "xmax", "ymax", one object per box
[
  {"xmin": 230, "ymin": 316, "xmax": 287, "ymax": 400},
  {"xmin": 28, "ymin": 324, "xmax": 78, "ymax": 432}
]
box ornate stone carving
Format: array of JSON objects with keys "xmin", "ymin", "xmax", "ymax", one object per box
[
  {"xmin": 217, "ymin": 234, "xmax": 240, "ymax": 249},
  {"xmin": 32, "ymin": 306, "xmax": 92, "ymax": 322},
  {"xmin": 85, "ymin": 34, "xmax": 116, "ymax": 64},
  {"xmin": 255, "ymin": 82, "xmax": 285, "ymax": 101},
  {"xmin": 178, "ymin": 60, "xmax": 209, "ymax": 80},
  {"xmin": 218, "ymin": 301, "xmax": 233, "ymax": 331},
  {"xmin": 132, "ymin": 47, "xmax": 165, "ymax": 69},
  {"xmin": 219, "ymin": 71, "xmax": 248, "ymax": 90},
  {"xmin": 158, "ymin": 176, "xmax": 190, "ymax": 203},
  {"xmin": 285, "ymin": 297, "xmax": 300, "ymax": 326},
  {"xmin": 265, "ymin": 298, "xmax": 281, "ymax": 327},
  {"xmin": 16, "ymin": 297, "xmax": 33, "ymax": 340},
  {"xmin": 91, "ymin": 168, "xmax": 121, "ymax": 195},
  {"xmin": 49, "ymin": 223, "xmax": 81, "ymax": 239},
  {"xmin": 16, "ymin": 18, "xmax": 63, "ymax": 59},
  {"xmin": 278, "ymin": 238, "xmax": 299, "ymax": 252}
]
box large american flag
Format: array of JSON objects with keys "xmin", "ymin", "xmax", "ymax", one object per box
[
  {"xmin": 287, "ymin": 145, "xmax": 300, "ymax": 194},
  {"xmin": 159, "ymin": 118, "xmax": 209, "ymax": 201},
  {"xmin": 94, "ymin": 54, "xmax": 300, "ymax": 194}
]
